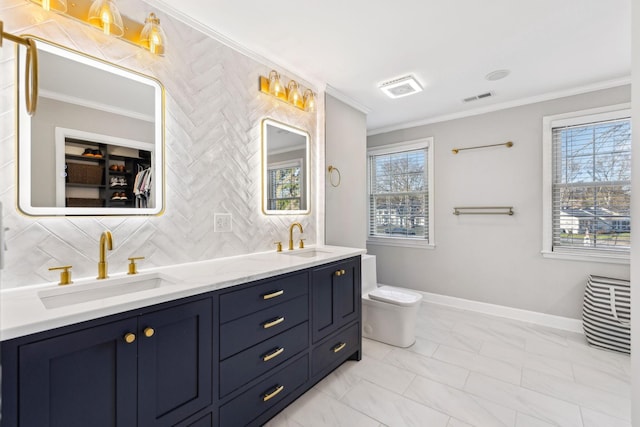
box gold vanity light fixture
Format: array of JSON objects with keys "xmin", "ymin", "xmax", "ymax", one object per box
[
  {"xmin": 139, "ymin": 13, "xmax": 166, "ymax": 56},
  {"xmin": 29, "ymin": 0, "xmax": 167, "ymax": 55},
  {"xmin": 0, "ymin": 21, "xmax": 39, "ymax": 115},
  {"xmin": 88, "ymin": 0, "xmax": 124, "ymax": 36},
  {"xmin": 259, "ymin": 70, "xmax": 316, "ymax": 112},
  {"xmin": 303, "ymin": 89, "xmax": 315, "ymax": 113},
  {"xmin": 32, "ymin": 0, "xmax": 68, "ymax": 12}
]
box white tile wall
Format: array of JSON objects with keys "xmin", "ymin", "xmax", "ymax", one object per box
[{"xmin": 0, "ymin": 0, "xmax": 320, "ymax": 288}]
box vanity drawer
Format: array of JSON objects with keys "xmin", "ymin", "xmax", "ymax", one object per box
[
  {"xmin": 219, "ymin": 272, "xmax": 309, "ymax": 323},
  {"xmin": 220, "ymin": 294, "xmax": 308, "ymax": 360},
  {"xmin": 311, "ymin": 323, "xmax": 359, "ymax": 376},
  {"xmin": 220, "ymin": 322, "xmax": 308, "ymax": 397},
  {"xmin": 219, "ymin": 355, "xmax": 308, "ymax": 427}
]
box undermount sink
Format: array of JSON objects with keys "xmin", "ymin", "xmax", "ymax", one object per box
[
  {"xmin": 38, "ymin": 272, "xmax": 177, "ymax": 309},
  {"xmin": 282, "ymin": 249, "xmax": 333, "ymax": 258}
]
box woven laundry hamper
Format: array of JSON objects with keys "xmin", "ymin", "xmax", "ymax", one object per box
[{"xmin": 582, "ymin": 275, "xmax": 630, "ymax": 354}]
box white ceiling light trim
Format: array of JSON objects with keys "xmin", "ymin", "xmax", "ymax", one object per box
[{"xmin": 378, "ymin": 75, "xmax": 423, "ymax": 99}]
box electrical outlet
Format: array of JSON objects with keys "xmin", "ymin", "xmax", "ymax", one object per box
[{"xmin": 214, "ymin": 213, "xmax": 232, "ymax": 232}]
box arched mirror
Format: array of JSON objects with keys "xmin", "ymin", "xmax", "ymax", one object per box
[
  {"xmin": 261, "ymin": 119, "xmax": 310, "ymax": 215},
  {"xmin": 16, "ymin": 38, "xmax": 164, "ymax": 216}
]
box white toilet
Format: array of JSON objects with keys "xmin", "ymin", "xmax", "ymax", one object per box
[{"xmin": 361, "ymin": 254, "xmax": 422, "ymax": 347}]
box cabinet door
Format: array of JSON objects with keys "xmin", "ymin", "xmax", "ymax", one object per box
[
  {"xmin": 311, "ymin": 257, "xmax": 360, "ymax": 343},
  {"xmin": 18, "ymin": 318, "xmax": 138, "ymax": 427},
  {"xmin": 137, "ymin": 298, "xmax": 213, "ymax": 426}
]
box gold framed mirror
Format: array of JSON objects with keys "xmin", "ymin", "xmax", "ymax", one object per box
[
  {"xmin": 261, "ymin": 118, "xmax": 310, "ymax": 215},
  {"xmin": 16, "ymin": 37, "xmax": 165, "ymax": 216}
]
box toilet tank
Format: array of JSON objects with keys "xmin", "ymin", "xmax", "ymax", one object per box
[{"xmin": 361, "ymin": 254, "xmax": 378, "ymax": 293}]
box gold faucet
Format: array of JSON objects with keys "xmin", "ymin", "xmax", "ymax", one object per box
[
  {"xmin": 98, "ymin": 231, "xmax": 113, "ymax": 279},
  {"xmin": 288, "ymin": 222, "xmax": 303, "ymax": 250}
]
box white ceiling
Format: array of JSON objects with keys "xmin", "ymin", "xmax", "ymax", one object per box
[{"xmin": 153, "ymin": 0, "xmax": 631, "ymax": 134}]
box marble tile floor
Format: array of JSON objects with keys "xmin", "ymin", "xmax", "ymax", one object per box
[{"xmin": 265, "ymin": 302, "xmax": 631, "ymax": 427}]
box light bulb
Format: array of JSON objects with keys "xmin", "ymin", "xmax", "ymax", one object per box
[
  {"xmin": 287, "ymin": 81, "xmax": 302, "ymax": 108},
  {"xmin": 88, "ymin": 0, "xmax": 124, "ymax": 37},
  {"xmin": 140, "ymin": 13, "xmax": 167, "ymax": 55},
  {"xmin": 268, "ymin": 71, "xmax": 285, "ymax": 98},
  {"xmin": 303, "ymin": 90, "xmax": 315, "ymax": 112}
]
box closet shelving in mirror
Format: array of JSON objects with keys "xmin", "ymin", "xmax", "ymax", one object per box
[{"xmin": 64, "ymin": 139, "xmax": 151, "ymax": 208}]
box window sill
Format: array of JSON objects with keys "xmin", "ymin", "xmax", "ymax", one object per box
[
  {"xmin": 541, "ymin": 250, "xmax": 630, "ymax": 265},
  {"xmin": 367, "ymin": 237, "xmax": 435, "ymax": 249}
]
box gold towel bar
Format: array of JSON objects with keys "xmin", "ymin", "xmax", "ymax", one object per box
[
  {"xmin": 452, "ymin": 141, "xmax": 513, "ymax": 154},
  {"xmin": 0, "ymin": 21, "xmax": 38, "ymax": 115},
  {"xmin": 453, "ymin": 206, "xmax": 514, "ymax": 216}
]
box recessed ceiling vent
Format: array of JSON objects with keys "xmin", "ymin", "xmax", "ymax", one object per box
[
  {"xmin": 379, "ymin": 75, "xmax": 423, "ymax": 99},
  {"xmin": 463, "ymin": 91, "xmax": 494, "ymax": 103}
]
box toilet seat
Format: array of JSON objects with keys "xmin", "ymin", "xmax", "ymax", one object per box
[{"xmin": 368, "ymin": 285, "xmax": 422, "ymax": 307}]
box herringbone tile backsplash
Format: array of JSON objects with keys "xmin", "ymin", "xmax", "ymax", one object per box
[{"xmin": 0, "ymin": 0, "xmax": 320, "ymax": 288}]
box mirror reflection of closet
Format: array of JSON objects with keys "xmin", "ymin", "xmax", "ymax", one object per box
[
  {"xmin": 16, "ymin": 37, "xmax": 164, "ymax": 216},
  {"xmin": 57, "ymin": 129, "xmax": 153, "ymax": 209},
  {"xmin": 261, "ymin": 119, "xmax": 310, "ymax": 215}
]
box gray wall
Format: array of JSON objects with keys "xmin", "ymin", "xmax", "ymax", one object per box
[
  {"xmin": 0, "ymin": 1, "xmax": 319, "ymax": 288},
  {"xmin": 368, "ymin": 85, "xmax": 631, "ymax": 319},
  {"xmin": 630, "ymin": 1, "xmax": 639, "ymax": 422},
  {"xmin": 325, "ymin": 94, "xmax": 367, "ymax": 249}
]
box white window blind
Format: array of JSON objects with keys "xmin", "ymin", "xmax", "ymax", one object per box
[
  {"xmin": 551, "ymin": 116, "xmax": 631, "ymax": 254},
  {"xmin": 368, "ymin": 143, "xmax": 430, "ymax": 242}
]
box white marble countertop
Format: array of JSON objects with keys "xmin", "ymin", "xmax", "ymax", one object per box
[{"xmin": 0, "ymin": 245, "xmax": 365, "ymax": 341}]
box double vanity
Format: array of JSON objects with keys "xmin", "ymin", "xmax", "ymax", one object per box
[{"xmin": 0, "ymin": 245, "xmax": 365, "ymax": 427}]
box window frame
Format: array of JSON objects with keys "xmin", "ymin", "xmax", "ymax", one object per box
[
  {"xmin": 542, "ymin": 103, "xmax": 631, "ymax": 264},
  {"xmin": 266, "ymin": 159, "xmax": 303, "ymax": 211},
  {"xmin": 366, "ymin": 138, "xmax": 435, "ymax": 249}
]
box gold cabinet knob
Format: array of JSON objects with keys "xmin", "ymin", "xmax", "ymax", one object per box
[
  {"xmin": 144, "ymin": 327, "xmax": 155, "ymax": 338},
  {"xmin": 341, "ymin": 269, "xmax": 346, "ymax": 275},
  {"xmin": 335, "ymin": 269, "xmax": 345, "ymax": 277},
  {"xmin": 124, "ymin": 333, "xmax": 136, "ymax": 344}
]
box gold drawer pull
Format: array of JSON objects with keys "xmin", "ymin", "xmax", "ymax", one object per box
[
  {"xmin": 263, "ymin": 290, "xmax": 284, "ymax": 300},
  {"xmin": 263, "ymin": 385, "xmax": 284, "ymax": 402},
  {"xmin": 263, "ymin": 316, "xmax": 285, "ymax": 329},
  {"xmin": 332, "ymin": 342, "xmax": 346, "ymax": 353},
  {"xmin": 334, "ymin": 269, "xmax": 346, "ymax": 277},
  {"xmin": 124, "ymin": 333, "xmax": 136, "ymax": 344},
  {"xmin": 262, "ymin": 347, "xmax": 285, "ymax": 362}
]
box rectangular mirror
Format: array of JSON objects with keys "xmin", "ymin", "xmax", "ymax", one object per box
[
  {"xmin": 17, "ymin": 38, "xmax": 164, "ymax": 216},
  {"xmin": 261, "ymin": 119, "xmax": 310, "ymax": 215}
]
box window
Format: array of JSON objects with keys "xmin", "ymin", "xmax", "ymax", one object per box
[
  {"xmin": 367, "ymin": 138, "xmax": 434, "ymax": 248},
  {"xmin": 542, "ymin": 104, "xmax": 631, "ymax": 263},
  {"xmin": 267, "ymin": 160, "xmax": 302, "ymax": 210}
]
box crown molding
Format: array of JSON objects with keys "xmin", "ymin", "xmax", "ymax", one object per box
[
  {"xmin": 368, "ymin": 77, "xmax": 631, "ymax": 136},
  {"xmin": 144, "ymin": 0, "xmax": 324, "ymax": 92},
  {"xmin": 325, "ymin": 85, "xmax": 371, "ymax": 114}
]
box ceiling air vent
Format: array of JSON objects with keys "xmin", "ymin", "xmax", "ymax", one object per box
[
  {"xmin": 379, "ymin": 75, "xmax": 423, "ymax": 99},
  {"xmin": 463, "ymin": 91, "xmax": 494, "ymax": 103}
]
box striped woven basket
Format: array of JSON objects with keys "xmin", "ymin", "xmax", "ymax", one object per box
[{"xmin": 582, "ymin": 275, "xmax": 631, "ymax": 354}]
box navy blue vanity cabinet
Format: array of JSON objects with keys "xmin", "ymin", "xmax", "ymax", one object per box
[
  {"xmin": 311, "ymin": 257, "xmax": 361, "ymax": 343},
  {"xmin": 137, "ymin": 298, "xmax": 213, "ymax": 426},
  {"xmin": 217, "ymin": 270, "xmax": 310, "ymax": 423},
  {"xmin": 14, "ymin": 318, "xmax": 139, "ymax": 427},
  {"xmin": 1, "ymin": 296, "xmax": 213, "ymax": 427}
]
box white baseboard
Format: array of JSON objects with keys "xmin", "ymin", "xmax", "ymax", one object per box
[{"xmin": 417, "ymin": 291, "xmax": 584, "ymax": 334}]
